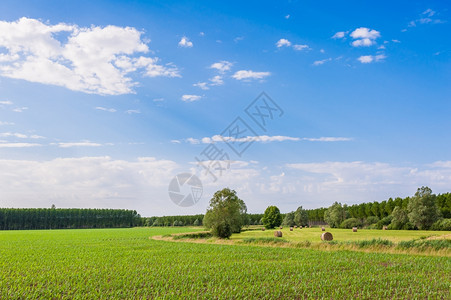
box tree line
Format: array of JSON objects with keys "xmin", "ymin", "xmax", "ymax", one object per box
[{"xmin": 0, "ymin": 208, "xmax": 141, "ymax": 230}]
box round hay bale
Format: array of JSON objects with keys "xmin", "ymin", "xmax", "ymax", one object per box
[
  {"xmin": 352, "ymin": 227, "xmax": 357, "ymax": 232},
  {"xmin": 279, "ymin": 226, "xmax": 283, "ymax": 229},
  {"xmin": 294, "ymin": 225, "xmax": 297, "ymax": 228},
  {"xmin": 383, "ymin": 226, "xmax": 388, "ymax": 230},
  {"xmin": 321, "ymin": 227, "xmax": 325, "ymax": 231},
  {"xmin": 300, "ymin": 226, "xmax": 303, "ymax": 229},
  {"xmin": 262, "ymin": 227, "xmax": 266, "ymax": 231},
  {"xmin": 290, "ymin": 227, "xmax": 293, "ymax": 231},
  {"xmin": 274, "ymin": 231, "xmax": 283, "ymax": 237},
  {"xmin": 321, "ymin": 232, "xmax": 333, "ymax": 241}
]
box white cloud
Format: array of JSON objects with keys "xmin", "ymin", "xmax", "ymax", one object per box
[
  {"xmin": 0, "ymin": 132, "xmax": 44, "ymax": 139},
  {"xmin": 193, "ymin": 82, "xmax": 209, "ymax": 90},
  {"xmin": 0, "ymin": 100, "xmax": 13, "ymax": 105},
  {"xmin": 0, "ymin": 17, "xmax": 180, "ymax": 95},
  {"xmin": 56, "ymin": 141, "xmax": 104, "ymax": 148},
  {"xmin": 1, "ymin": 156, "xmax": 450, "ymax": 215},
  {"xmin": 232, "ymin": 70, "xmax": 270, "ymax": 80},
  {"xmin": 125, "ymin": 109, "xmax": 140, "ymax": 114},
  {"xmin": 276, "ymin": 38, "xmax": 291, "ymax": 48},
  {"xmin": 210, "ymin": 61, "xmax": 233, "ymax": 73},
  {"xmin": 0, "ymin": 142, "xmax": 41, "ymax": 148},
  {"xmin": 293, "ymin": 44, "xmax": 309, "ymax": 51},
  {"xmin": 0, "ymin": 121, "xmax": 14, "ymax": 125},
  {"xmin": 350, "ymin": 27, "xmax": 380, "ymax": 47},
  {"xmin": 178, "ymin": 36, "xmax": 193, "ymax": 48},
  {"xmin": 0, "ymin": 156, "xmax": 180, "ymax": 215},
  {"xmin": 95, "ymin": 107, "xmax": 116, "ymax": 113},
  {"xmin": 12, "ymin": 107, "xmax": 28, "ymax": 112},
  {"xmin": 181, "ymin": 94, "xmax": 201, "ymax": 102},
  {"xmin": 153, "ymin": 98, "xmax": 164, "ymax": 102},
  {"xmin": 423, "ymin": 9, "xmax": 436, "ymax": 17},
  {"xmin": 209, "ymin": 75, "xmax": 223, "ymax": 86},
  {"xmin": 358, "ymin": 54, "xmax": 386, "ymax": 63},
  {"xmin": 285, "ymin": 15, "xmax": 290, "ymax": 19},
  {"xmin": 408, "ymin": 10, "xmax": 444, "ymax": 28},
  {"xmin": 313, "ymin": 58, "xmax": 332, "ymax": 66},
  {"xmin": 332, "ymin": 31, "xmax": 346, "ymax": 39},
  {"xmin": 181, "ymin": 135, "xmax": 352, "ymax": 144}
]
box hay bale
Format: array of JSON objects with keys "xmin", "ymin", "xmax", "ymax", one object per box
[
  {"xmin": 383, "ymin": 226, "xmax": 388, "ymax": 230},
  {"xmin": 290, "ymin": 227, "xmax": 293, "ymax": 231},
  {"xmin": 300, "ymin": 226, "xmax": 302, "ymax": 229},
  {"xmin": 321, "ymin": 227, "xmax": 325, "ymax": 231},
  {"xmin": 352, "ymin": 227, "xmax": 357, "ymax": 232},
  {"xmin": 321, "ymin": 232, "xmax": 333, "ymax": 241},
  {"xmin": 294, "ymin": 225, "xmax": 297, "ymax": 228},
  {"xmin": 262, "ymin": 227, "xmax": 266, "ymax": 231},
  {"xmin": 279, "ymin": 226, "xmax": 283, "ymax": 229},
  {"xmin": 274, "ymin": 231, "xmax": 283, "ymax": 237}
]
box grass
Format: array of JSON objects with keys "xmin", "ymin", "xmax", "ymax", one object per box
[
  {"xmin": 231, "ymin": 226, "xmax": 448, "ymax": 242},
  {"xmin": 0, "ymin": 227, "xmax": 450, "ymax": 298}
]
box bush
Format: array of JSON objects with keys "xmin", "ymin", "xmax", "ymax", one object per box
[
  {"xmin": 340, "ymin": 218, "xmax": 362, "ymax": 229},
  {"xmin": 211, "ymin": 222, "xmax": 232, "ymax": 239},
  {"xmin": 375, "ymin": 216, "xmax": 393, "ymax": 229},
  {"xmin": 364, "ymin": 216, "xmax": 379, "ymax": 226},
  {"xmin": 430, "ymin": 218, "xmax": 451, "ymax": 231}
]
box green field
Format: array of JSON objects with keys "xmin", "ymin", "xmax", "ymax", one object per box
[{"xmin": 1, "ymin": 227, "xmax": 450, "ymax": 299}]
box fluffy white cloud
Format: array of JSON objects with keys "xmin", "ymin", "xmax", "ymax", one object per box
[
  {"xmin": 358, "ymin": 54, "xmax": 386, "ymax": 63},
  {"xmin": 181, "ymin": 94, "xmax": 201, "ymax": 102},
  {"xmin": 276, "ymin": 38, "xmax": 291, "ymax": 48},
  {"xmin": 193, "ymin": 82, "xmax": 209, "ymax": 90},
  {"xmin": 332, "ymin": 31, "xmax": 346, "ymax": 39},
  {"xmin": 232, "ymin": 70, "xmax": 270, "ymax": 80},
  {"xmin": 0, "ymin": 156, "xmax": 180, "ymax": 215},
  {"xmin": 210, "ymin": 61, "xmax": 233, "ymax": 73},
  {"xmin": 350, "ymin": 27, "xmax": 380, "ymax": 47},
  {"xmin": 0, "ymin": 17, "xmax": 180, "ymax": 95},
  {"xmin": 209, "ymin": 75, "xmax": 223, "ymax": 86},
  {"xmin": 1, "ymin": 156, "xmax": 450, "ymax": 215},
  {"xmin": 0, "ymin": 100, "xmax": 13, "ymax": 105},
  {"xmin": 178, "ymin": 36, "xmax": 193, "ymax": 48},
  {"xmin": 293, "ymin": 44, "xmax": 309, "ymax": 51}
]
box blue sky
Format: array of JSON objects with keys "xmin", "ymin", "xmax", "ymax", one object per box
[{"xmin": 0, "ymin": 0, "xmax": 450, "ymax": 216}]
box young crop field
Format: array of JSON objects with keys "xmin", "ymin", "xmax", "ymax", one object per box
[{"xmin": 0, "ymin": 227, "xmax": 450, "ymax": 299}]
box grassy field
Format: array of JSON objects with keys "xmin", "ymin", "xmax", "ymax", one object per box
[
  {"xmin": 0, "ymin": 227, "xmax": 450, "ymax": 299},
  {"xmin": 232, "ymin": 226, "xmax": 449, "ymax": 242}
]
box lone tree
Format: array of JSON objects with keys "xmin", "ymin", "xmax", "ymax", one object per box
[
  {"xmin": 324, "ymin": 202, "xmax": 347, "ymax": 228},
  {"xmin": 203, "ymin": 188, "xmax": 247, "ymax": 238},
  {"xmin": 408, "ymin": 186, "xmax": 440, "ymax": 230},
  {"xmin": 294, "ymin": 206, "xmax": 309, "ymax": 227},
  {"xmin": 262, "ymin": 206, "xmax": 282, "ymax": 229}
]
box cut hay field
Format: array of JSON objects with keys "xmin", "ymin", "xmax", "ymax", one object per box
[
  {"xmin": 232, "ymin": 226, "xmax": 449, "ymax": 242},
  {"xmin": 1, "ymin": 227, "xmax": 450, "ymax": 299}
]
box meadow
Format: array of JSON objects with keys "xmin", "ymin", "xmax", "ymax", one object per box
[{"xmin": 0, "ymin": 227, "xmax": 450, "ymax": 299}]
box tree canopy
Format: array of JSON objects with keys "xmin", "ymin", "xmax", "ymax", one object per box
[
  {"xmin": 203, "ymin": 188, "xmax": 247, "ymax": 238},
  {"xmin": 262, "ymin": 206, "xmax": 282, "ymax": 229}
]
